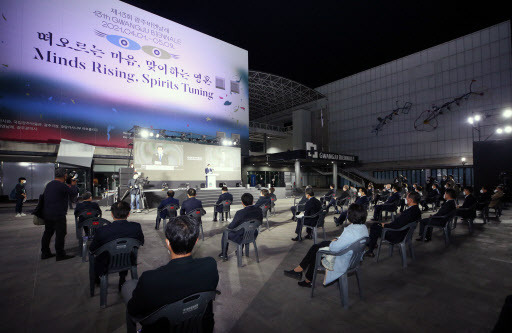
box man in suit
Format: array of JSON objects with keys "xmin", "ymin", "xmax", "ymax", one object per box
[
  {"xmin": 421, "ymin": 184, "xmax": 440, "ymax": 211},
  {"xmin": 373, "ymin": 184, "xmax": 391, "ymax": 205},
  {"xmin": 218, "ymin": 193, "xmax": 263, "ymax": 260},
  {"xmin": 417, "ymin": 189, "xmax": 457, "ymax": 242},
  {"xmin": 332, "ymin": 185, "xmax": 350, "ymax": 213},
  {"xmin": 254, "ymin": 188, "xmax": 271, "ymax": 208},
  {"xmin": 205, "ymin": 164, "xmax": 213, "ymax": 175},
  {"xmin": 365, "ymin": 191, "xmax": 422, "ymax": 257},
  {"xmin": 180, "ymin": 188, "xmax": 203, "ymax": 216},
  {"xmin": 125, "ymin": 215, "xmax": 219, "ymax": 333},
  {"xmin": 151, "ymin": 146, "xmax": 168, "ymax": 165},
  {"xmin": 290, "ymin": 185, "xmax": 312, "ymax": 220},
  {"xmin": 489, "ymin": 186, "xmax": 505, "ymax": 208},
  {"xmin": 89, "ymin": 201, "xmax": 144, "ymax": 291},
  {"xmin": 155, "ymin": 190, "xmax": 180, "ymax": 229},
  {"xmin": 213, "ymin": 186, "xmax": 234, "ymax": 222},
  {"xmin": 41, "ymin": 168, "xmax": 79, "ymax": 261},
  {"xmin": 335, "ymin": 188, "xmax": 369, "ymax": 226},
  {"xmin": 371, "ymin": 184, "xmax": 401, "ymax": 221},
  {"xmin": 75, "ymin": 191, "xmax": 102, "ymax": 222},
  {"xmin": 456, "ymin": 186, "xmax": 477, "ymax": 219},
  {"xmin": 321, "ymin": 184, "xmax": 336, "ymax": 205},
  {"xmin": 292, "ymin": 187, "xmax": 323, "ymax": 241},
  {"xmin": 476, "ymin": 186, "xmax": 492, "ymax": 210}
]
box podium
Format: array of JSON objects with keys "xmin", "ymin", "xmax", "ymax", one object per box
[{"xmin": 206, "ymin": 174, "xmax": 217, "ymax": 189}]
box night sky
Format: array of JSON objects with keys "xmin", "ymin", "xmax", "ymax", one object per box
[{"xmin": 122, "ymin": 0, "xmax": 510, "ymax": 88}]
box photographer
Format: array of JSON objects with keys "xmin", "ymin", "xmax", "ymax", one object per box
[
  {"xmin": 66, "ymin": 171, "xmax": 79, "ymax": 209},
  {"xmin": 41, "ymin": 168, "xmax": 79, "ymax": 261},
  {"xmin": 15, "ymin": 177, "xmax": 27, "ymax": 217},
  {"xmin": 128, "ymin": 173, "xmax": 142, "ymax": 213}
]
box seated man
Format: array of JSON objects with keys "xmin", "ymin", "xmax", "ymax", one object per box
[
  {"xmin": 365, "ymin": 191, "xmax": 422, "ymax": 257},
  {"xmin": 291, "ymin": 185, "xmax": 312, "ymax": 220},
  {"xmin": 291, "ymin": 188, "xmax": 322, "ymax": 241},
  {"xmin": 156, "ymin": 190, "xmax": 180, "ymax": 229},
  {"xmin": 456, "ymin": 186, "xmax": 476, "ymax": 220},
  {"xmin": 254, "ymin": 188, "xmax": 271, "ymax": 209},
  {"xmin": 335, "ymin": 188, "xmax": 369, "ymax": 226},
  {"xmin": 373, "ymin": 184, "xmax": 391, "ymax": 205},
  {"xmin": 416, "ymin": 189, "xmax": 457, "ymax": 242},
  {"xmin": 476, "ymin": 186, "xmax": 492, "ymax": 210},
  {"xmin": 333, "ymin": 185, "xmax": 350, "ymax": 212},
  {"xmin": 489, "ymin": 185, "xmax": 505, "ymax": 209},
  {"xmin": 213, "ymin": 186, "xmax": 234, "ymax": 222},
  {"xmin": 218, "ymin": 193, "xmax": 263, "ymax": 261},
  {"xmin": 74, "ymin": 191, "xmax": 102, "ymax": 222},
  {"xmin": 284, "ymin": 203, "xmax": 369, "ymax": 288},
  {"xmin": 371, "ymin": 184, "xmax": 401, "ymax": 221},
  {"xmin": 89, "ymin": 201, "xmax": 144, "ymax": 291},
  {"xmin": 321, "ymin": 184, "xmax": 336, "ymax": 205},
  {"xmin": 180, "ymin": 188, "xmax": 203, "ymax": 216},
  {"xmin": 421, "ymin": 184, "xmax": 440, "ymax": 211},
  {"xmin": 125, "ymin": 216, "xmax": 219, "ymax": 333}
]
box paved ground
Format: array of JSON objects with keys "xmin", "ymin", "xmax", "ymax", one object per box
[{"xmin": 0, "ymin": 198, "xmax": 510, "ymax": 332}]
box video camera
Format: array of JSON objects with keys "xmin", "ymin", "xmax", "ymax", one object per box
[{"xmin": 66, "ymin": 170, "xmax": 79, "ymax": 184}]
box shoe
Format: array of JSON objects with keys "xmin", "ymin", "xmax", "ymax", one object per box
[
  {"xmin": 304, "ymin": 234, "xmax": 313, "ymax": 240},
  {"xmin": 284, "ymin": 269, "xmax": 302, "ymax": 280},
  {"xmin": 298, "ymin": 280, "xmax": 312, "ymax": 288},
  {"xmin": 212, "ymin": 219, "xmax": 218, "ymax": 222},
  {"xmin": 118, "ymin": 276, "xmax": 126, "ymax": 292},
  {"xmin": 291, "ymin": 236, "xmax": 301, "ymax": 242},
  {"xmin": 136, "ymin": 210, "xmax": 141, "ymax": 213},
  {"xmin": 415, "ymin": 237, "xmax": 424, "ymax": 242},
  {"xmin": 41, "ymin": 252, "xmax": 56, "ymax": 260},
  {"xmin": 20, "ymin": 213, "xmax": 26, "ymax": 216},
  {"xmin": 218, "ymin": 253, "xmax": 228, "ymax": 261},
  {"xmin": 15, "ymin": 214, "xmax": 21, "ymax": 218},
  {"xmin": 56, "ymin": 254, "xmax": 75, "ymax": 261},
  {"xmin": 364, "ymin": 251, "xmax": 375, "ymax": 258}
]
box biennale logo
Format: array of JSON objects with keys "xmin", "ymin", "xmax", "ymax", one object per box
[{"xmin": 94, "ymin": 30, "xmax": 179, "ymax": 59}]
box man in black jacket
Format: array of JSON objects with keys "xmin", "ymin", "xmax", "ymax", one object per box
[
  {"xmin": 421, "ymin": 184, "xmax": 441, "ymax": 211},
  {"xmin": 89, "ymin": 201, "xmax": 144, "ymax": 291},
  {"xmin": 456, "ymin": 186, "xmax": 477, "ymax": 219},
  {"xmin": 371, "ymin": 184, "xmax": 401, "ymax": 221},
  {"xmin": 218, "ymin": 193, "xmax": 263, "ymax": 260},
  {"xmin": 292, "ymin": 188, "xmax": 323, "ymax": 241},
  {"xmin": 417, "ymin": 189, "xmax": 457, "ymax": 242},
  {"xmin": 335, "ymin": 188, "xmax": 370, "ymax": 226},
  {"xmin": 365, "ymin": 191, "xmax": 422, "ymax": 257},
  {"xmin": 40, "ymin": 168, "xmax": 79, "ymax": 261},
  {"xmin": 213, "ymin": 186, "xmax": 234, "ymax": 222},
  {"xmin": 125, "ymin": 215, "xmax": 219, "ymax": 333},
  {"xmin": 74, "ymin": 191, "xmax": 102, "ymax": 223},
  {"xmin": 180, "ymin": 188, "xmax": 203, "ymax": 216},
  {"xmin": 321, "ymin": 184, "xmax": 336, "ymax": 205},
  {"xmin": 290, "ymin": 185, "xmax": 312, "ymax": 220},
  {"xmin": 14, "ymin": 177, "xmax": 27, "ymax": 217},
  {"xmin": 253, "ymin": 189, "xmax": 271, "ymax": 208},
  {"xmin": 476, "ymin": 186, "xmax": 492, "ymax": 210}
]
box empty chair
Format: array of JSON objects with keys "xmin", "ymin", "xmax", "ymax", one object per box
[
  {"xmin": 301, "ymin": 209, "xmax": 328, "ymax": 244},
  {"xmin": 78, "ymin": 217, "xmax": 111, "ymax": 262},
  {"xmin": 187, "ymin": 208, "xmax": 207, "ymax": 240},
  {"xmin": 311, "ymin": 237, "xmax": 369, "ymax": 309},
  {"xmin": 89, "ymin": 237, "xmax": 142, "ymax": 308},
  {"xmin": 224, "ymin": 220, "xmax": 262, "ymax": 267},
  {"xmin": 127, "ymin": 291, "xmax": 217, "ymax": 333},
  {"xmin": 422, "ymin": 212, "xmax": 456, "ymax": 246},
  {"xmin": 156, "ymin": 204, "xmax": 179, "ymax": 230},
  {"xmin": 260, "ymin": 205, "xmax": 270, "ymax": 230},
  {"xmin": 376, "ymin": 221, "xmax": 418, "ymax": 268}
]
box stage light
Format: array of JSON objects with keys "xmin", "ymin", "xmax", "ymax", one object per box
[
  {"xmin": 474, "ymin": 114, "xmax": 481, "ymax": 122},
  {"xmin": 155, "ymin": 133, "xmax": 160, "ymax": 138},
  {"xmin": 149, "ymin": 132, "xmax": 154, "ymax": 137},
  {"xmin": 496, "ymin": 128, "xmax": 503, "ymax": 134},
  {"xmin": 140, "ymin": 130, "xmax": 149, "ymax": 138},
  {"xmin": 467, "ymin": 117, "xmax": 474, "ymax": 124},
  {"xmin": 504, "ymin": 109, "xmax": 512, "ymax": 118},
  {"xmin": 505, "ymin": 126, "xmax": 512, "ymax": 133}
]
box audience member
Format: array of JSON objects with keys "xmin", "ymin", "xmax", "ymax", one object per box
[
  {"xmin": 156, "ymin": 190, "xmax": 180, "ymax": 228},
  {"xmin": 335, "ymin": 188, "xmax": 369, "ymax": 226},
  {"xmin": 476, "ymin": 186, "xmax": 492, "ymax": 210},
  {"xmin": 284, "ymin": 203, "xmax": 369, "ymax": 288},
  {"xmin": 125, "ymin": 215, "xmax": 218, "ymax": 333},
  {"xmin": 373, "ymin": 184, "xmax": 391, "ymax": 204},
  {"xmin": 365, "ymin": 191, "xmax": 422, "ymax": 257},
  {"xmin": 14, "ymin": 177, "xmax": 27, "ymax": 217},
  {"xmin": 321, "ymin": 184, "xmax": 336, "ymax": 205},
  {"xmin": 371, "ymin": 184, "xmax": 401, "ymax": 221},
  {"xmin": 456, "ymin": 186, "xmax": 476, "ymax": 220},
  {"xmin": 89, "ymin": 201, "xmax": 144, "ymax": 291},
  {"xmin": 291, "ymin": 188, "xmax": 322, "ymax": 241},
  {"xmin": 489, "ymin": 186, "xmax": 504, "ymax": 208},
  {"xmin": 218, "ymin": 193, "xmax": 263, "ymax": 261},
  {"xmin": 416, "ymin": 189, "xmax": 457, "ymax": 242},
  {"xmin": 74, "ymin": 192, "xmax": 102, "ymax": 234},
  {"xmin": 291, "ymin": 185, "xmax": 312, "ymax": 220},
  {"xmin": 180, "ymin": 188, "xmax": 203, "ymax": 216},
  {"xmin": 40, "ymin": 168, "xmax": 79, "ymax": 261},
  {"xmin": 421, "ymin": 183, "xmax": 440, "ymax": 211},
  {"xmin": 213, "ymin": 187, "xmax": 233, "ymax": 222},
  {"xmin": 254, "ymin": 188, "xmax": 271, "ymax": 208}
]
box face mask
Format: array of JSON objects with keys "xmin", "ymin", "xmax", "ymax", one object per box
[
  {"xmin": 133, "ymin": 175, "xmax": 138, "ymax": 179},
  {"xmin": 494, "ymin": 190, "xmax": 498, "ymax": 193},
  {"xmin": 21, "ymin": 180, "xmax": 26, "ymax": 184},
  {"xmin": 480, "ymin": 190, "xmax": 483, "ymax": 193},
  {"xmin": 358, "ymin": 192, "xmax": 362, "ymax": 197}
]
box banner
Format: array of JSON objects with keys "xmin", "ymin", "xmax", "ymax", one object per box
[{"xmin": 0, "ymin": 0, "xmax": 249, "ymax": 148}]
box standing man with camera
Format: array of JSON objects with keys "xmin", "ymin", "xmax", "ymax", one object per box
[
  {"xmin": 15, "ymin": 177, "xmax": 27, "ymax": 217},
  {"xmin": 128, "ymin": 173, "xmax": 142, "ymax": 213},
  {"xmin": 41, "ymin": 168, "xmax": 79, "ymax": 261}
]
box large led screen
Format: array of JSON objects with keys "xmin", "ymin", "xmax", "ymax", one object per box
[
  {"xmin": 0, "ymin": 0, "xmax": 249, "ymax": 148},
  {"xmin": 133, "ymin": 139, "xmax": 241, "ymax": 182}
]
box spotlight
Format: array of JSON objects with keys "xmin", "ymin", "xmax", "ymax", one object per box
[
  {"xmin": 504, "ymin": 109, "xmax": 512, "ymax": 118},
  {"xmin": 461, "ymin": 157, "xmax": 466, "ymax": 162},
  {"xmin": 505, "ymin": 126, "xmax": 512, "ymax": 133},
  {"xmin": 140, "ymin": 130, "xmax": 149, "ymax": 138},
  {"xmin": 467, "ymin": 117, "xmax": 474, "ymax": 124},
  {"xmin": 496, "ymin": 128, "xmax": 503, "ymax": 134},
  {"xmin": 474, "ymin": 115, "xmax": 481, "ymax": 122},
  {"xmin": 149, "ymin": 132, "xmax": 154, "ymax": 137}
]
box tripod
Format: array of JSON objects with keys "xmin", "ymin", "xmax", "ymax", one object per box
[{"xmin": 139, "ymin": 187, "xmax": 150, "ymax": 214}]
